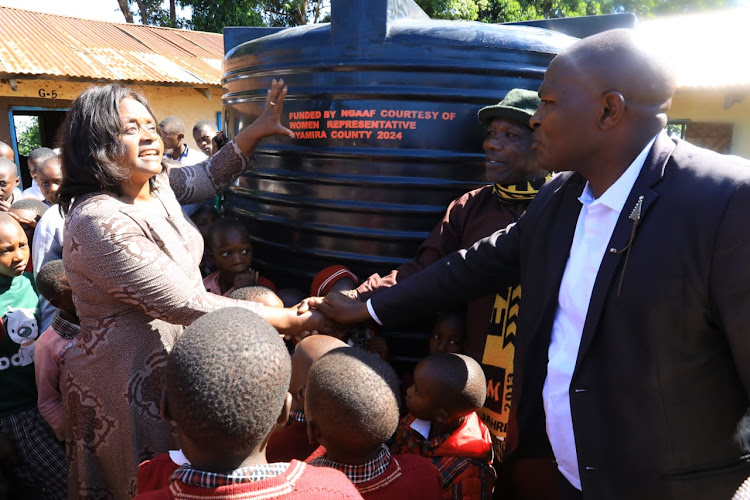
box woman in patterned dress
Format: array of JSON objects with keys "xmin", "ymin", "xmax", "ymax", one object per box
[{"xmin": 56, "ymin": 80, "xmax": 317, "ymax": 499}]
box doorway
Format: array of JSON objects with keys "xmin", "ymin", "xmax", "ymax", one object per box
[{"xmin": 9, "ymin": 107, "xmax": 68, "ymax": 190}]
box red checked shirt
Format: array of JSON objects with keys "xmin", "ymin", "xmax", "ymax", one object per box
[{"xmin": 390, "ymin": 413, "xmax": 496, "ymax": 500}]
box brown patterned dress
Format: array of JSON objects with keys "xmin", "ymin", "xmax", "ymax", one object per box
[{"xmin": 61, "ymin": 142, "xmax": 264, "ymax": 499}]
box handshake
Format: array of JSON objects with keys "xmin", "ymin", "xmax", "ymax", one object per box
[{"xmin": 282, "ymin": 290, "xmax": 373, "ymax": 342}]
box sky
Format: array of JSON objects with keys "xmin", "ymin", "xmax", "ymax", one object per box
[{"xmin": 0, "ymin": 0, "xmax": 189, "ymax": 23}]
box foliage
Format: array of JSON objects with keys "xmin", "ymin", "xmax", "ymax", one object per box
[
  {"xmin": 260, "ymin": 0, "xmax": 329, "ymax": 27},
  {"xmin": 118, "ymin": 0, "xmax": 186, "ymax": 27},
  {"xmin": 182, "ymin": 0, "xmax": 264, "ymax": 32},
  {"xmin": 118, "ymin": 0, "xmax": 328, "ymax": 31},
  {"xmin": 15, "ymin": 119, "xmax": 41, "ymax": 157},
  {"xmin": 118, "ymin": 0, "xmax": 736, "ymax": 30},
  {"xmin": 415, "ymin": 0, "xmax": 733, "ymax": 21}
]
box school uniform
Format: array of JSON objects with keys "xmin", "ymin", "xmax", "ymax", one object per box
[
  {"xmin": 133, "ymin": 460, "xmax": 363, "ymax": 499},
  {"xmin": 308, "ymin": 444, "xmax": 441, "ymax": 500},
  {"xmin": 391, "ymin": 412, "xmax": 495, "ymax": 500}
]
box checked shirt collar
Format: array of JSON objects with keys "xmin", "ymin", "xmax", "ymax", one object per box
[
  {"xmin": 309, "ymin": 444, "xmax": 391, "ymax": 484},
  {"xmin": 171, "ymin": 462, "xmax": 289, "ymax": 488}
]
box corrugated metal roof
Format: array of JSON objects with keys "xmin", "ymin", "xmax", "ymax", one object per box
[
  {"xmin": 637, "ymin": 7, "xmax": 750, "ymax": 90},
  {"xmin": 0, "ymin": 6, "xmax": 223, "ymax": 85}
]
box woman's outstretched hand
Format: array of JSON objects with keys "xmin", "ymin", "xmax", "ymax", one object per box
[
  {"xmin": 253, "ymin": 79, "xmax": 295, "ymax": 140},
  {"xmin": 234, "ymin": 79, "xmax": 295, "ymax": 155}
]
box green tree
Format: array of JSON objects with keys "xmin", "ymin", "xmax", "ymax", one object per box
[
  {"xmin": 416, "ymin": 0, "xmax": 732, "ymax": 22},
  {"xmin": 184, "ymin": 0, "xmax": 264, "ymax": 32},
  {"xmin": 118, "ymin": 0, "xmax": 186, "ymax": 27},
  {"xmin": 261, "ymin": 0, "xmax": 329, "ymax": 27},
  {"xmin": 16, "ymin": 120, "xmax": 41, "ymax": 157},
  {"xmin": 118, "ymin": 0, "xmax": 736, "ymax": 31}
]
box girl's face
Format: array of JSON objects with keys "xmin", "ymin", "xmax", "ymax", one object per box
[{"xmin": 211, "ymin": 227, "xmax": 253, "ymax": 277}]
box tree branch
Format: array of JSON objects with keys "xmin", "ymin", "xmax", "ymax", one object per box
[{"xmin": 117, "ymin": 0, "xmax": 134, "ymax": 23}]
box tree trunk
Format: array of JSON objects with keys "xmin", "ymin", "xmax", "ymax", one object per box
[
  {"xmin": 313, "ymin": 0, "xmax": 323, "ymax": 23},
  {"xmin": 135, "ymin": 0, "xmax": 149, "ymax": 24},
  {"xmin": 117, "ymin": 0, "xmax": 134, "ymax": 23},
  {"xmin": 298, "ymin": 0, "xmax": 307, "ymax": 25},
  {"xmin": 169, "ymin": 0, "xmax": 176, "ymax": 27}
]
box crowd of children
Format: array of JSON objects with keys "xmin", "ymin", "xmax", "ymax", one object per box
[{"xmin": 0, "ymin": 134, "xmax": 498, "ymax": 499}]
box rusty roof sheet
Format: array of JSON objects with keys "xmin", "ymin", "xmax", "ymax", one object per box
[{"xmin": 0, "ymin": 6, "xmax": 223, "ymax": 85}]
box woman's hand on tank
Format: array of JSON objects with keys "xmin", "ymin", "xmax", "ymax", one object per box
[{"xmin": 234, "ymin": 79, "xmax": 295, "ymax": 155}]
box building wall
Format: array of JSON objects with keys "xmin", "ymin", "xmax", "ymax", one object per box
[
  {"xmin": 0, "ymin": 78, "xmax": 222, "ymax": 153},
  {"xmin": 669, "ymin": 90, "xmax": 750, "ymax": 159}
]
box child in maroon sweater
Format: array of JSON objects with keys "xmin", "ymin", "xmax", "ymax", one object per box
[
  {"xmin": 391, "ymin": 353, "xmax": 496, "ymax": 500},
  {"xmin": 133, "ymin": 308, "xmax": 362, "ymax": 500},
  {"xmin": 305, "ymin": 348, "xmax": 442, "ymax": 500},
  {"xmin": 267, "ymin": 335, "xmax": 348, "ymax": 462}
]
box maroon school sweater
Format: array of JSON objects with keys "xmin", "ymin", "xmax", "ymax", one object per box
[{"xmin": 133, "ymin": 460, "xmax": 363, "ymax": 500}]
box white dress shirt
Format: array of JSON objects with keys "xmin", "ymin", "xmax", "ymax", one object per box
[
  {"xmin": 544, "ymin": 136, "xmax": 656, "ymax": 490},
  {"xmin": 32, "ymin": 203, "xmax": 65, "ymax": 332}
]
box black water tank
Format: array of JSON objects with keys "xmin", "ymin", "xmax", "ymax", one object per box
[{"xmin": 222, "ymin": 0, "xmax": 575, "ymax": 290}]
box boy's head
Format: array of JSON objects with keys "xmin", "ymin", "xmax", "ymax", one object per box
[
  {"xmin": 0, "ymin": 141, "xmax": 13, "ymax": 163},
  {"xmin": 406, "ymin": 353, "xmax": 486, "ymax": 425},
  {"xmin": 193, "ymin": 120, "xmax": 218, "ymax": 156},
  {"xmin": 310, "ymin": 265, "xmax": 359, "ymax": 297},
  {"xmin": 37, "ymin": 156, "xmax": 63, "ymax": 205},
  {"xmin": 190, "ymin": 202, "xmax": 218, "ymax": 239},
  {"xmin": 0, "ymin": 158, "xmax": 19, "ymax": 203},
  {"xmin": 206, "ymin": 218, "xmax": 253, "ymax": 278},
  {"xmin": 164, "ymin": 308, "xmax": 292, "ymax": 469},
  {"xmin": 289, "ymin": 336, "xmax": 347, "ymax": 412},
  {"xmin": 36, "ymin": 260, "xmax": 75, "ymax": 316},
  {"xmin": 305, "ymin": 347, "xmax": 400, "ymax": 459},
  {"xmin": 429, "ymin": 311, "xmax": 466, "ymax": 354},
  {"xmin": 27, "ymin": 147, "xmax": 56, "ymax": 180},
  {"xmin": 10, "ymin": 199, "xmax": 49, "ymax": 245},
  {"xmin": 159, "ymin": 116, "xmax": 186, "ymax": 155},
  {"xmin": 0, "ymin": 213, "xmax": 28, "ymax": 278},
  {"xmin": 229, "ymin": 286, "xmax": 284, "ymax": 308}
]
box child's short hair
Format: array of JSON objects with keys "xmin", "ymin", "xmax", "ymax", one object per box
[
  {"xmin": 166, "ymin": 308, "xmax": 291, "ymax": 451},
  {"xmin": 229, "ymin": 286, "xmax": 283, "ymax": 307},
  {"xmin": 422, "ymin": 353, "xmax": 486, "ymax": 416},
  {"xmin": 190, "ymin": 202, "xmax": 217, "ymax": 221},
  {"xmin": 205, "ymin": 218, "xmax": 249, "ymax": 251},
  {"xmin": 307, "ymin": 347, "xmax": 399, "ymax": 453},
  {"xmin": 11, "ymin": 198, "xmax": 49, "ymax": 219},
  {"xmin": 159, "ymin": 116, "xmax": 185, "ymax": 135},
  {"xmin": 36, "ymin": 260, "xmax": 67, "ymax": 303},
  {"xmin": 0, "ymin": 158, "xmax": 17, "ymax": 178},
  {"xmin": 0, "ymin": 212, "xmax": 22, "ymax": 232},
  {"xmin": 28, "ymin": 147, "xmax": 56, "ymax": 166}
]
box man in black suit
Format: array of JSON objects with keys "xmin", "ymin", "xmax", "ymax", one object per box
[{"xmin": 306, "ymin": 29, "xmax": 750, "ymax": 499}]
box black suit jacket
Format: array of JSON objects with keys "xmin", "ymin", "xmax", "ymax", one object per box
[{"xmin": 372, "ymin": 133, "xmax": 750, "ymax": 499}]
